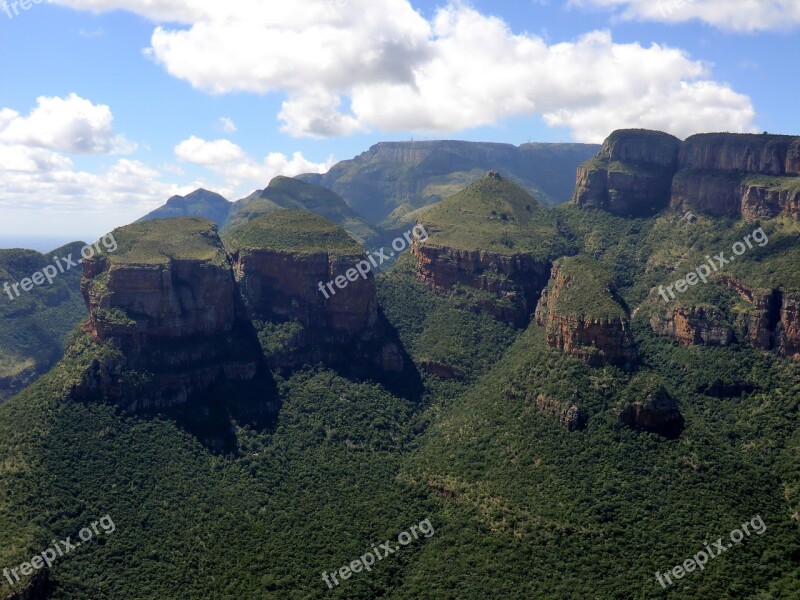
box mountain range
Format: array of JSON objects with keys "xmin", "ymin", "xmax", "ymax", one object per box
[{"xmin": 1, "ymin": 131, "xmax": 799, "ymax": 599}]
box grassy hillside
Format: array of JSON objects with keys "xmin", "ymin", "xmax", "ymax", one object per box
[
  {"xmin": 223, "ymin": 210, "xmax": 363, "ymax": 255},
  {"xmin": 0, "ymin": 242, "xmax": 87, "ymax": 402},
  {"xmin": 416, "ymin": 174, "xmax": 572, "ymax": 260},
  {"xmin": 225, "ymin": 176, "xmax": 379, "ymax": 244},
  {"xmin": 108, "ymin": 218, "xmax": 228, "ymax": 265}
]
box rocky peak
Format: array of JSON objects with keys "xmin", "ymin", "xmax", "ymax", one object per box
[{"xmin": 572, "ymin": 129, "xmax": 681, "ymax": 217}]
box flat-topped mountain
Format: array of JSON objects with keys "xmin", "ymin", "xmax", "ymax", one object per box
[
  {"xmin": 299, "ymin": 140, "xmax": 599, "ymax": 227},
  {"xmin": 79, "ymin": 218, "xmax": 278, "ymax": 428},
  {"xmin": 575, "ymin": 129, "xmax": 800, "ymax": 220},
  {"xmin": 224, "ymin": 210, "xmax": 412, "ymax": 384}
]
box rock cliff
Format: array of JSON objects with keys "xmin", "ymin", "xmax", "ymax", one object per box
[
  {"xmin": 224, "ymin": 210, "xmax": 409, "ymax": 378},
  {"xmin": 572, "ymin": 129, "xmax": 681, "ymax": 217},
  {"xmin": 671, "ymin": 134, "xmax": 800, "ymax": 220},
  {"xmin": 534, "ymin": 256, "xmax": 637, "ymax": 369},
  {"xmin": 647, "ymin": 276, "xmax": 800, "ymax": 359},
  {"xmin": 411, "ymin": 173, "xmax": 570, "ymax": 327},
  {"xmin": 574, "ymin": 131, "xmax": 800, "ymax": 221},
  {"xmin": 77, "ymin": 218, "xmax": 278, "ymax": 425}
]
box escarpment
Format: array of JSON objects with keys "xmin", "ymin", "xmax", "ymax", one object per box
[
  {"xmin": 672, "ymin": 134, "xmax": 800, "ymax": 220},
  {"xmin": 572, "ymin": 129, "xmax": 681, "ymax": 217},
  {"xmin": 77, "ymin": 218, "xmax": 277, "ymax": 423},
  {"xmin": 574, "ymin": 130, "xmax": 800, "ymax": 221},
  {"xmin": 225, "ymin": 210, "xmax": 407, "ymax": 376},
  {"xmin": 534, "ymin": 256, "xmax": 637, "ymax": 369},
  {"xmin": 412, "ymin": 173, "xmax": 569, "ymax": 327},
  {"xmin": 646, "ymin": 276, "xmax": 800, "ymax": 360}
]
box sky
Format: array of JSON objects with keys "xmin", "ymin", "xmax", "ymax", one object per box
[{"xmin": 1, "ymin": 0, "xmax": 799, "ymax": 246}]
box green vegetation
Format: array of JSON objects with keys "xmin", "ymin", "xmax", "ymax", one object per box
[
  {"xmin": 224, "ymin": 210, "xmax": 363, "ymax": 255},
  {"xmin": 417, "ymin": 175, "xmax": 572, "ymax": 259},
  {"xmin": 225, "ymin": 176, "xmax": 379, "ymax": 244},
  {"xmin": 543, "ymin": 255, "xmax": 628, "ymax": 320},
  {"xmin": 108, "ymin": 218, "xmax": 227, "ymax": 265},
  {"xmin": 2, "ymin": 184, "xmax": 800, "ymax": 599},
  {"xmin": 0, "ymin": 242, "xmax": 87, "ymax": 401}
]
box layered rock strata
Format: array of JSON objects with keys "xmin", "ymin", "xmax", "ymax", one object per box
[{"xmin": 77, "ymin": 218, "xmax": 277, "ymax": 423}]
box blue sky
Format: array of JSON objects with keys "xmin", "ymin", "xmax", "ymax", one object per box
[{"xmin": 1, "ymin": 0, "xmax": 798, "ymax": 245}]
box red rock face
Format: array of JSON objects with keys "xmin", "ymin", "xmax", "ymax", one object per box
[
  {"xmin": 572, "ymin": 130, "xmax": 681, "ymax": 216},
  {"xmin": 534, "ymin": 264, "xmax": 637, "ymax": 370},
  {"xmin": 649, "ymin": 277, "xmax": 800, "ymax": 360},
  {"xmin": 78, "ymin": 238, "xmax": 276, "ymax": 418},
  {"xmin": 649, "ymin": 306, "xmax": 734, "ymax": 347},
  {"xmin": 679, "ymin": 134, "xmax": 800, "ymax": 175},
  {"xmin": 230, "ymin": 248, "xmax": 403, "ymax": 373},
  {"xmin": 231, "ymin": 249, "xmax": 378, "ymax": 337},
  {"xmin": 412, "ymin": 240, "xmax": 551, "ymax": 327},
  {"xmin": 670, "ymin": 134, "xmax": 800, "ymax": 220},
  {"xmin": 741, "ymin": 183, "xmax": 800, "ymax": 221}
]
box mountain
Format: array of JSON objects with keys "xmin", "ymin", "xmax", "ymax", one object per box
[
  {"xmin": 298, "ymin": 140, "xmax": 600, "ymax": 228},
  {"xmin": 138, "ymin": 188, "xmax": 232, "ymax": 224},
  {"xmin": 575, "ymin": 129, "xmax": 800, "ymax": 220},
  {"xmin": 139, "ymin": 177, "xmax": 380, "ymax": 245},
  {"xmin": 411, "ymin": 171, "xmax": 572, "ymax": 326},
  {"xmin": 0, "ymin": 242, "xmax": 87, "ymax": 402},
  {"xmin": 225, "ymin": 176, "xmax": 379, "ymax": 243},
  {"xmin": 223, "ymin": 209, "xmax": 416, "ymax": 389},
  {"xmin": 2, "ymin": 134, "xmax": 800, "ymax": 600}
]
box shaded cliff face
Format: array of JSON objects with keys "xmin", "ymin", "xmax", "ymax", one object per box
[
  {"xmin": 618, "ymin": 375, "xmax": 683, "ymax": 438},
  {"xmin": 224, "ymin": 210, "xmax": 407, "ymax": 377},
  {"xmin": 413, "ymin": 242, "xmax": 551, "ymax": 327},
  {"xmin": 534, "ymin": 256, "xmax": 637, "ymax": 369},
  {"xmin": 411, "ymin": 173, "xmax": 571, "ymax": 327},
  {"xmin": 678, "ymin": 133, "xmax": 800, "ymax": 175},
  {"xmin": 78, "ymin": 218, "xmax": 277, "ymax": 424},
  {"xmin": 671, "ymin": 134, "xmax": 800, "ymax": 220},
  {"xmin": 572, "ymin": 129, "xmax": 681, "ymax": 217},
  {"xmin": 574, "ymin": 130, "xmax": 800, "ymax": 221}
]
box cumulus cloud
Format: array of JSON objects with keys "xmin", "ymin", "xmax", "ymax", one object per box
[
  {"xmin": 175, "ymin": 135, "xmax": 244, "ymax": 164},
  {"xmin": 50, "ymin": 0, "xmax": 758, "ymax": 141},
  {"xmin": 174, "ymin": 135, "xmax": 334, "ymax": 190},
  {"xmin": 570, "ymin": 0, "xmax": 800, "ymax": 32},
  {"xmin": 0, "ymin": 93, "xmax": 135, "ymax": 154},
  {"xmin": 0, "ymin": 142, "xmax": 189, "ymax": 236}
]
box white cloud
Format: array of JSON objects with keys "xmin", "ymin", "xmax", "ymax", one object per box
[
  {"xmin": 175, "ymin": 135, "xmax": 244, "ymax": 164},
  {"xmin": 50, "ymin": 0, "xmax": 758, "ymax": 141},
  {"xmin": 570, "ymin": 0, "xmax": 800, "ymax": 32},
  {"xmin": 0, "ymin": 142, "xmax": 189, "ymax": 237},
  {"xmin": 0, "ymin": 93, "xmax": 135, "ymax": 154},
  {"xmin": 217, "ymin": 117, "xmax": 237, "ymax": 133},
  {"xmin": 174, "ymin": 135, "xmax": 334, "ymax": 191}
]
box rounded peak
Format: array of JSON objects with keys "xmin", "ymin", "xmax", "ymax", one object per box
[{"xmin": 224, "ymin": 209, "xmax": 362, "ymax": 255}]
